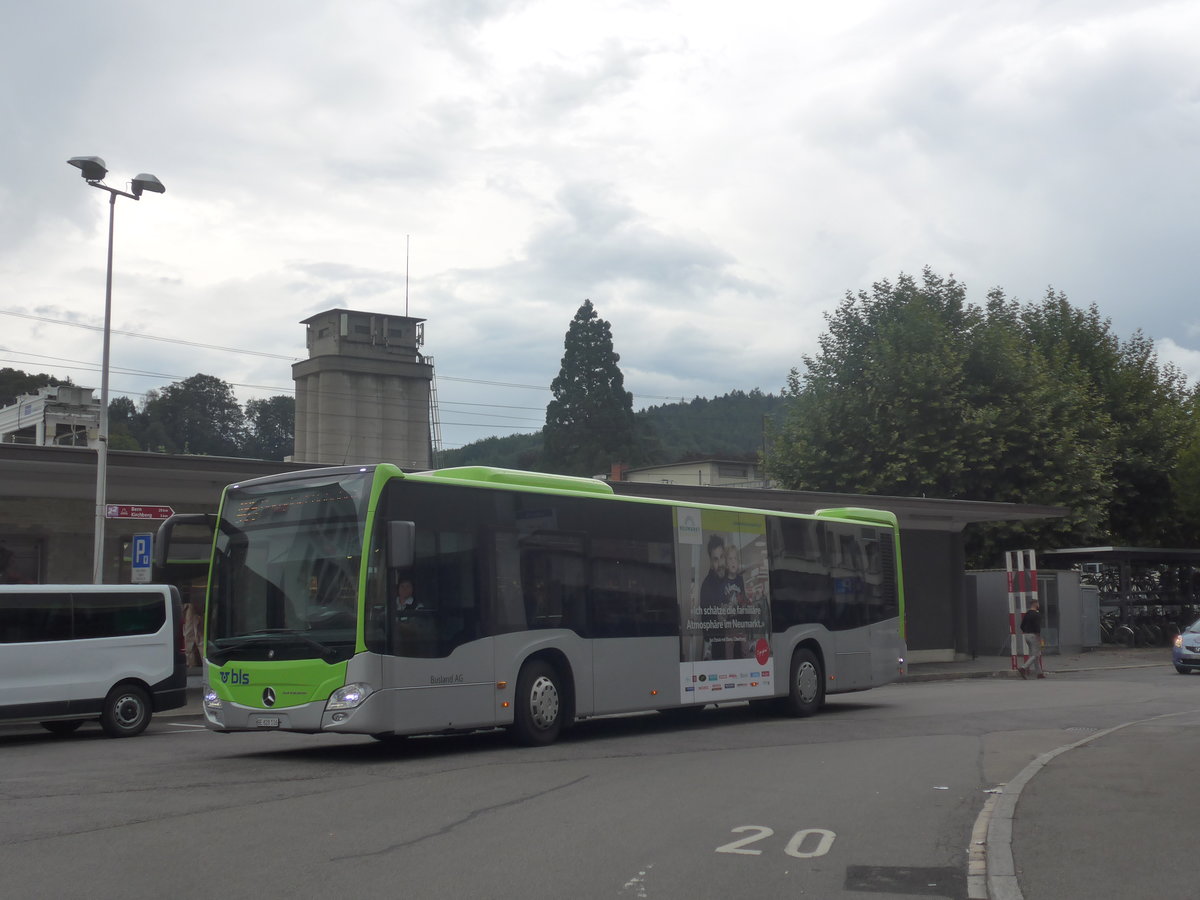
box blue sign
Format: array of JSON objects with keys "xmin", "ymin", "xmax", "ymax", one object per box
[{"xmin": 132, "ymin": 533, "xmax": 153, "ymax": 583}]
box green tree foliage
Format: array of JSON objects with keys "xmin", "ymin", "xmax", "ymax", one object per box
[
  {"xmin": 243, "ymin": 395, "xmax": 296, "ymax": 461},
  {"xmin": 442, "ymin": 391, "xmax": 783, "ymax": 469},
  {"xmin": 0, "ymin": 367, "xmax": 67, "ymax": 407},
  {"xmin": 1019, "ymin": 291, "xmax": 1190, "ymax": 546},
  {"xmin": 766, "ymin": 267, "xmax": 1186, "ymax": 564},
  {"xmin": 141, "ymin": 373, "xmax": 246, "ymax": 456},
  {"xmin": 1172, "ymin": 387, "xmax": 1200, "ymax": 543},
  {"xmin": 440, "ymin": 432, "xmax": 544, "ymax": 469},
  {"xmin": 640, "ymin": 390, "xmax": 786, "ymax": 462},
  {"xmin": 107, "ymin": 395, "xmax": 143, "ymax": 451},
  {"xmin": 543, "ymin": 300, "xmax": 639, "ymax": 475},
  {"xmin": 444, "ymin": 391, "xmax": 784, "ymax": 469}
]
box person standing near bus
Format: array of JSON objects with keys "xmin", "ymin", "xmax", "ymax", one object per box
[{"xmin": 1018, "ymin": 599, "xmax": 1044, "ymax": 679}]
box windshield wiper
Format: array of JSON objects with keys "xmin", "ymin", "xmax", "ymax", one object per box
[{"xmin": 208, "ymin": 629, "xmax": 341, "ymax": 665}]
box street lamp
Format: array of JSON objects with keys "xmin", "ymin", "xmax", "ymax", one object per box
[{"xmin": 67, "ymin": 156, "xmax": 165, "ymax": 584}]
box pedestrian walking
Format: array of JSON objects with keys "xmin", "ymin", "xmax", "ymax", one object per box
[{"xmin": 1018, "ymin": 599, "xmax": 1044, "ymax": 679}]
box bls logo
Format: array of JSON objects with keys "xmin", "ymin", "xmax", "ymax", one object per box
[{"xmin": 220, "ymin": 668, "xmax": 252, "ymax": 685}]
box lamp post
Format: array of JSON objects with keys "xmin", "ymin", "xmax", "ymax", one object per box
[{"xmin": 67, "ymin": 156, "xmax": 165, "ymax": 584}]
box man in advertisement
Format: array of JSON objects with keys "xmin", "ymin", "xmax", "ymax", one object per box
[{"xmin": 676, "ymin": 508, "xmax": 774, "ymax": 700}]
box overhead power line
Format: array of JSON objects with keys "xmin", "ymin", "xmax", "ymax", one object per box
[{"xmin": 0, "ymin": 309, "xmax": 686, "ymax": 403}]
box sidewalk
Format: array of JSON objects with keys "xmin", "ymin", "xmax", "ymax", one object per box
[{"xmin": 903, "ymin": 645, "xmax": 1166, "ymax": 682}]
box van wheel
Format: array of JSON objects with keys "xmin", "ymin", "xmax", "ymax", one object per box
[
  {"xmin": 510, "ymin": 660, "xmax": 564, "ymax": 746},
  {"xmin": 785, "ymin": 648, "xmax": 824, "ymax": 717},
  {"xmin": 101, "ymin": 684, "xmax": 152, "ymax": 737},
  {"xmin": 41, "ymin": 720, "xmax": 85, "ymax": 736}
]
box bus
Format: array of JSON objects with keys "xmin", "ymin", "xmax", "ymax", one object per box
[
  {"xmin": 161, "ymin": 464, "xmax": 906, "ymax": 745},
  {"xmin": 0, "ymin": 584, "xmax": 188, "ymax": 737}
]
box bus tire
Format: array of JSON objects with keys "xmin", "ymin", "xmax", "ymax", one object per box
[
  {"xmin": 511, "ymin": 660, "xmax": 564, "ymax": 746},
  {"xmin": 100, "ymin": 684, "xmax": 152, "ymax": 738},
  {"xmin": 785, "ymin": 648, "xmax": 824, "ymax": 718},
  {"xmin": 41, "ymin": 719, "xmax": 85, "ymax": 736}
]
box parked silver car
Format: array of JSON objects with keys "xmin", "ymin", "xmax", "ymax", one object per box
[{"xmin": 1172, "ymin": 617, "xmax": 1200, "ymax": 674}]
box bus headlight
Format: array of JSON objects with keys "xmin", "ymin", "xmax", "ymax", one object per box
[
  {"xmin": 326, "ymin": 683, "xmax": 373, "ymax": 710},
  {"xmin": 203, "ymin": 689, "xmax": 222, "ymax": 711}
]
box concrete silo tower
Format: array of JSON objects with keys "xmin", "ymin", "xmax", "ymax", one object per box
[{"xmin": 291, "ymin": 309, "xmax": 434, "ymax": 468}]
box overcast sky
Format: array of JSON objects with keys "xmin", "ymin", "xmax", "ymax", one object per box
[{"xmin": 2, "ymin": 0, "xmax": 1198, "ymax": 452}]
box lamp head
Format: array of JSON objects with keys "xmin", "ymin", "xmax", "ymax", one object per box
[
  {"xmin": 131, "ymin": 173, "xmax": 165, "ymax": 197},
  {"xmin": 67, "ymin": 156, "xmax": 108, "ymax": 182}
]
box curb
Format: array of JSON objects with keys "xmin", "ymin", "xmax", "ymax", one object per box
[
  {"xmin": 902, "ymin": 671, "xmax": 1015, "ymax": 683},
  {"xmin": 902, "ymin": 661, "xmax": 1163, "ymax": 684},
  {"xmin": 972, "ymin": 710, "xmax": 1187, "ymax": 900}
]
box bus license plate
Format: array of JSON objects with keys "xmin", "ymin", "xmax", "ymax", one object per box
[{"xmin": 254, "ymin": 716, "xmax": 281, "ymax": 728}]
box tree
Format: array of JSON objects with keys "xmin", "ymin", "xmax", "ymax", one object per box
[
  {"xmin": 543, "ymin": 299, "xmax": 639, "ymax": 475},
  {"xmin": 1172, "ymin": 386, "xmax": 1200, "ymax": 545},
  {"xmin": 763, "ymin": 268, "xmax": 1178, "ymax": 566},
  {"xmin": 141, "ymin": 374, "xmax": 245, "ymax": 456},
  {"xmin": 1020, "ymin": 291, "xmax": 1190, "ymax": 546},
  {"xmin": 0, "ymin": 368, "xmax": 68, "ymax": 407},
  {"xmin": 243, "ymin": 395, "xmax": 296, "ymax": 461},
  {"xmin": 107, "ymin": 395, "xmax": 143, "ymax": 451},
  {"xmin": 769, "ymin": 270, "xmax": 983, "ymax": 498}
]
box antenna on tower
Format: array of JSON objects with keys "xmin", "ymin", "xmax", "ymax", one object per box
[{"xmin": 405, "ymin": 234, "xmax": 410, "ymax": 317}]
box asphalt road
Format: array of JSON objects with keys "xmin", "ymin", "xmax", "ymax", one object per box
[{"xmin": 1, "ymin": 663, "xmax": 1195, "ymax": 900}]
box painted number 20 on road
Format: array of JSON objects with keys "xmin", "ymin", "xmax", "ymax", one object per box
[{"xmin": 716, "ymin": 826, "xmax": 836, "ymax": 858}]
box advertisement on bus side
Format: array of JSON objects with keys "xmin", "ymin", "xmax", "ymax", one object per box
[{"xmin": 675, "ymin": 507, "xmax": 773, "ymax": 702}]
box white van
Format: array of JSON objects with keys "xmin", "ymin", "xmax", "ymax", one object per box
[{"xmin": 0, "ymin": 584, "xmax": 188, "ymax": 737}]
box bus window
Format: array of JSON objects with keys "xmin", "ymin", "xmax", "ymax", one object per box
[{"xmin": 519, "ymin": 531, "xmax": 586, "ymax": 632}]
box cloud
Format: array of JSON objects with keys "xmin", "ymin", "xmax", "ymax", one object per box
[
  {"xmin": 1157, "ymin": 338, "xmax": 1200, "ymax": 385},
  {"xmin": 2, "ymin": 0, "xmax": 1199, "ymax": 453}
]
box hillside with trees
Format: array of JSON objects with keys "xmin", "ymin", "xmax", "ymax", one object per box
[
  {"xmin": 440, "ymin": 389, "xmax": 785, "ymax": 470},
  {"xmin": 443, "ymin": 298, "xmax": 788, "ymax": 472}
]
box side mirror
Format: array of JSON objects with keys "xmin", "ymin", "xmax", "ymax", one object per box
[
  {"xmin": 388, "ymin": 521, "xmax": 415, "ymax": 569},
  {"xmin": 154, "ymin": 513, "xmax": 217, "ymax": 578}
]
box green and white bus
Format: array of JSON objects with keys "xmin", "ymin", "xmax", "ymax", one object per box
[{"xmin": 164, "ymin": 464, "xmax": 906, "ymax": 745}]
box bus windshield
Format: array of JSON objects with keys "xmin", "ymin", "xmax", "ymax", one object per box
[{"xmin": 206, "ymin": 470, "xmax": 373, "ymax": 665}]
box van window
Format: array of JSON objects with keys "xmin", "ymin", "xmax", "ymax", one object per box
[
  {"xmin": 73, "ymin": 592, "xmax": 166, "ymax": 638},
  {"xmin": 0, "ymin": 592, "xmax": 72, "ymax": 643},
  {"xmin": 0, "ymin": 591, "xmax": 165, "ymax": 642}
]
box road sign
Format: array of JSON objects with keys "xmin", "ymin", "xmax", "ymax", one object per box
[
  {"xmin": 132, "ymin": 533, "xmax": 153, "ymax": 583},
  {"xmin": 105, "ymin": 504, "xmax": 175, "ymax": 520}
]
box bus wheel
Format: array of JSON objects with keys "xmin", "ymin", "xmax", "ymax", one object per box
[
  {"xmin": 41, "ymin": 720, "xmax": 85, "ymax": 736},
  {"xmin": 511, "ymin": 660, "xmax": 564, "ymax": 746},
  {"xmin": 100, "ymin": 684, "xmax": 152, "ymax": 738},
  {"xmin": 785, "ymin": 648, "xmax": 824, "ymax": 718}
]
